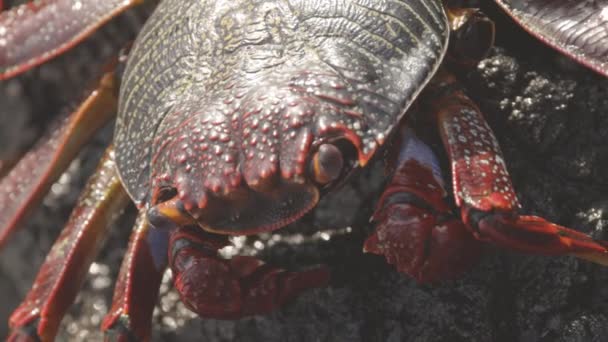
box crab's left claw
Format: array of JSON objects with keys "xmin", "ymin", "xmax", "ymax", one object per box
[{"xmin": 168, "ymin": 227, "xmax": 330, "ymax": 319}]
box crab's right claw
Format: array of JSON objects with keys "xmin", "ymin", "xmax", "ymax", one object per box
[
  {"xmin": 364, "ymin": 157, "xmax": 482, "ymax": 283},
  {"xmin": 0, "ymin": 0, "xmax": 144, "ymax": 80}
]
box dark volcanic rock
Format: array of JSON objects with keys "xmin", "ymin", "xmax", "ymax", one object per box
[{"xmin": 1, "ymin": 2, "xmax": 608, "ymax": 342}]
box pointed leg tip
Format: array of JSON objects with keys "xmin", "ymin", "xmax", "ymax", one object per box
[
  {"xmin": 572, "ymin": 251, "xmax": 608, "ymax": 266},
  {"xmin": 476, "ymin": 213, "xmax": 608, "ymax": 263}
]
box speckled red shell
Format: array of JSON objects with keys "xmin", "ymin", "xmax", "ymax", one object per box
[{"xmin": 114, "ymin": 0, "xmax": 448, "ymax": 232}]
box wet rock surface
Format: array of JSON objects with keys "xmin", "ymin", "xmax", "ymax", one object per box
[{"xmin": 1, "ymin": 2, "xmax": 608, "ymax": 341}]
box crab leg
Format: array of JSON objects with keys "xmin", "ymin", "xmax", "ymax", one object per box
[
  {"xmin": 429, "ymin": 69, "xmax": 608, "ymax": 263},
  {"xmin": 169, "ymin": 227, "xmax": 330, "ymax": 319},
  {"xmin": 8, "ymin": 147, "xmax": 131, "ymax": 342},
  {"xmin": 102, "ymin": 213, "xmax": 167, "ymax": 342},
  {"xmin": 0, "ymin": 69, "xmax": 118, "ymax": 248},
  {"xmin": 0, "ymin": 0, "xmax": 144, "ymax": 80}
]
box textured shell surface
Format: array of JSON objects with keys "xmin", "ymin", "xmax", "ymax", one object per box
[
  {"xmin": 114, "ymin": 0, "xmax": 448, "ymax": 214},
  {"xmin": 494, "ymin": 0, "xmax": 608, "ymax": 76}
]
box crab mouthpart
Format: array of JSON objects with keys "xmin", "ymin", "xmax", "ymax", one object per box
[{"xmin": 148, "ymin": 182, "xmax": 319, "ymax": 235}]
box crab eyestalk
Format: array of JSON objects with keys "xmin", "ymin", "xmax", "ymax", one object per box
[
  {"xmin": 310, "ymin": 143, "xmax": 345, "ymax": 185},
  {"xmin": 147, "ymin": 196, "xmax": 198, "ymax": 230}
]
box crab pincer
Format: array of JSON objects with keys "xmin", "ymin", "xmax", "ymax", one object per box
[
  {"xmin": 366, "ymin": 70, "xmax": 608, "ymax": 282},
  {"xmin": 166, "ymin": 226, "xmax": 329, "ymax": 319},
  {"xmin": 363, "ymin": 152, "xmax": 483, "ymax": 283},
  {"xmin": 146, "ymin": 195, "xmax": 330, "ymax": 319}
]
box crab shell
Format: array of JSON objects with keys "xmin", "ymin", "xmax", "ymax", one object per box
[
  {"xmin": 493, "ymin": 0, "xmax": 608, "ymax": 78},
  {"xmin": 113, "ymin": 0, "xmax": 449, "ymax": 235}
]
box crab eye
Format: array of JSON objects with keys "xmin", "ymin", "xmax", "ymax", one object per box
[
  {"xmin": 310, "ymin": 143, "xmax": 344, "ymax": 185},
  {"xmin": 148, "ymin": 187, "xmax": 195, "ymax": 230}
]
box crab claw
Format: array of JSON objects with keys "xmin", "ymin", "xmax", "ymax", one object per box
[
  {"xmin": 169, "ymin": 228, "xmax": 329, "ymax": 319},
  {"xmin": 364, "ymin": 197, "xmax": 482, "ymax": 283},
  {"xmin": 364, "ymin": 145, "xmax": 482, "ymax": 283}
]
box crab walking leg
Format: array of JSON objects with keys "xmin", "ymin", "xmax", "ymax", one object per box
[
  {"xmin": 8, "ymin": 147, "xmax": 130, "ymax": 342},
  {"xmin": 0, "ymin": 69, "xmax": 118, "ymax": 248},
  {"xmin": 428, "ymin": 70, "xmax": 608, "ymax": 264},
  {"xmin": 169, "ymin": 227, "xmax": 330, "ymax": 319},
  {"xmin": 364, "ymin": 128, "xmax": 483, "ymax": 283},
  {"xmin": 102, "ymin": 213, "xmax": 167, "ymax": 342},
  {"xmin": 0, "ymin": 0, "xmax": 144, "ymax": 80}
]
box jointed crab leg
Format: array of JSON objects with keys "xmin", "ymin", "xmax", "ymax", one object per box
[
  {"xmin": 0, "ymin": 69, "xmax": 118, "ymax": 248},
  {"xmin": 429, "ymin": 69, "xmax": 608, "ymax": 263},
  {"xmin": 8, "ymin": 147, "xmax": 131, "ymax": 342},
  {"xmin": 102, "ymin": 213, "xmax": 167, "ymax": 342},
  {"xmin": 0, "ymin": 0, "xmax": 144, "ymax": 80}
]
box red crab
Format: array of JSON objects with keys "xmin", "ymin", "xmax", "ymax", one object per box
[{"xmin": 1, "ymin": 0, "xmax": 608, "ymax": 341}]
